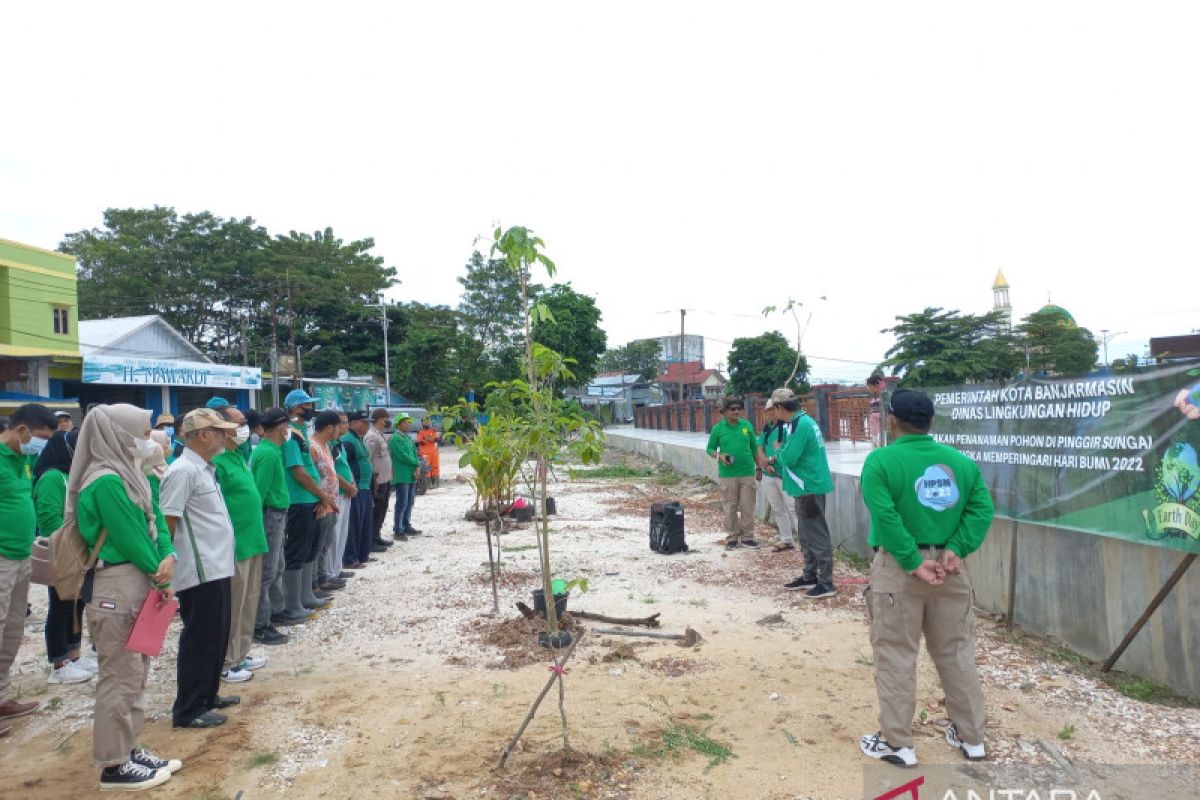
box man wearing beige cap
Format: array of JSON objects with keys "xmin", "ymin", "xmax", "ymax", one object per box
[{"xmin": 160, "ymin": 408, "xmax": 240, "ymax": 729}]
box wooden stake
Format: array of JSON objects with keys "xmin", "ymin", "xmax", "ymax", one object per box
[
  {"xmin": 1102, "ymin": 552, "xmax": 1196, "ymax": 673},
  {"xmin": 497, "ymin": 629, "xmax": 585, "ymax": 770}
]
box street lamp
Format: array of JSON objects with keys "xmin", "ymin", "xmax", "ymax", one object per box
[{"xmin": 297, "ymin": 344, "xmax": 322, "ymax": 380}]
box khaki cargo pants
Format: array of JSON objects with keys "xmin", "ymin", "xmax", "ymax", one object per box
[
  {"xmin": 87, "ymin": 563, "xmax": 154, "ymax": 767},
  {"xmin": 719, "ymin": 476, "xmax": 756, "ymax": 539},
  {"xmin": 0, "ymin": 556, "xmax": 31, "ymax": 705},
  {"xmin": 866, "ymin": 549, "xmax": 986, "ymax": 749}
]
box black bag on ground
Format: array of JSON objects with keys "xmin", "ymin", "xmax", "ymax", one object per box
[{"xmin": 649, "ymin": 502, "xmax": 687, "ymax": 554}]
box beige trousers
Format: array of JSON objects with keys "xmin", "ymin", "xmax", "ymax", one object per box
[
  {"xmin": 867, "ymin": 550, "xmax": 986, "ymax": 749},
  {"xmin": 87, "ymin": 563, "xmax": 153, "ymax": 767},
  {"xmin": 719, "ymin": 476, "xmax": 757, "ymax": 538},
  {"xmin": 225, "ymin": 554, "xmax": 263, "ymax": 669},
  {"xmin": 759, "ymin": 473, "xmax": 796, "ymax": 544},
  {"xmin": 0, "ymin": 556, "xmax": 31, "ymax": 704}
]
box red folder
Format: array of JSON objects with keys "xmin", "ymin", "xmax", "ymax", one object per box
[{"xmin": 125, "ymin": 590, "xmax": 179, "ymax": 657}]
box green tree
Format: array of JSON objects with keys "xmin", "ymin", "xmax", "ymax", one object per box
[
  {"xmin": 598, "ymin": 339, "xmax": 662, "ymax": 381},
  {"xmin": 881, "ymin": 307, "xmax": 1021, "ymax": 387},
  {"xmin": 531, "ymin": 283, "xmax": 607, "ymax": 387},
  {"xmin": 1018, "ymin": 309, "xmax": 1098, "ymax": 376},
  {"xmin": 457, "ymin": 250, "xmax": 541, "ymax": 384},
  {"xmin": 61, "ymin": 209, "xmax": 398, "ymax": 376},
  {"xmin": 63, "ymin": 207, "xmax": 274, "ymax": 359},
  {"xmin": 726, "ymin": 331, "xmax": 808, "ymax": 396},
  {"xmin": 391, "ymin": 303, "xmax": 480, "ymax": 405}
]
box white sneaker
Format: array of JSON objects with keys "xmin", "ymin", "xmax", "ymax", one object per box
[
  {"xmin": 74, "ymin": 654, "xmax": 99, "ymax": 674},
  {"xmin": 49, "ymin": 660, "xmax": 94, "ymax": 685},
  {"xmin": 220, "ymin": 667, "xmax": 253, "ymax": 684},
  {"xmin": 946, "ymin": 723, "xmax": 986, "ymax": 760},
  {"xmin": 860, "ymin": 731, "xmax": 917, "ymax": 767},
  {"xmin": 240, "ymin": 655, "xmax": 267, "ymax": 671}
]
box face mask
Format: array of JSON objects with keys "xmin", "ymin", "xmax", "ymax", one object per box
[
  {"xmin": 134, "ymin": 436, "xmax": 161, "ymax": 460},
  {"xmin": 142, "ymin": 446, "xmax": 165, "ymax": 474},
  {"xmin": 233, "ymin": 425, "xmax": 250, "ymax": 445},
  {"xmin": 300, "ymin": 407, "xmax": 316, "ymax": 422},
  {"xmin": 163, "ymin": 426, "xmax": 175, "ymax": 439},
  {"xmin": 249, "ymin": 433, "xmax": 261, "ymax": 448},
  {"xmin": 21, "ymin": 435, "xmax": 48, "ymax": 457}
]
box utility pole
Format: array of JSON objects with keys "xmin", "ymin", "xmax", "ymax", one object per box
[
  {"xmin": 1098, "ymin": 329, "xmax": 1126, "ymax": 367},
  {"xmin": 678, "ymin": 309, "xmax": 686, "ymax": 404},
  {"xmin": 377, "ymin": 302, "xmax": 392, "ymax": 405}
]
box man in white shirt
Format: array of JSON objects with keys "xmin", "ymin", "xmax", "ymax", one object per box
[{"xmin": 160, "ymin": 408, "xmax": 238, "ymax": 729}]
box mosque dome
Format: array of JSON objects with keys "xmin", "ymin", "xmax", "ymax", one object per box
[{"xmin": 1035, "ymin": 304, "xmax": 1076, "ymax": 327}]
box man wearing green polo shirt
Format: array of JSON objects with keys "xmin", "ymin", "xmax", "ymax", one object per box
[
  {"xmin": 340, "ymin": 411, "xmax": 375, "ymax": 567},
  {"xmin": 251, "ymin": 408, "xmax": 292, "ymax": 641},
  {"xmin": 388, "ymin": 413, "xmax": 420, "ymax": 537},
  {"xmin": 706, "ymin": 396, "xmax": 759, "ymax": 549},
  {"xmin": 280, "ymin": 390, "xmax": 333, "ymax": 618},
  {"xmin": 768, "ymin": 388, "xmax": 835, "ymax": 599},
  {"xmin": 0, "ymin": 403, "xmax": 58, "ymax": 728},
  {"xmin": 213, "ymin": 406, "xmax": 269, "ymax": 684},
  {"xmin": 858, "ymin": 389, "xmax": 993, "ymax": 769}
]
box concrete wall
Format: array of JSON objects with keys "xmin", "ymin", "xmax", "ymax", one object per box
[{"xmin": 606, "ymin": 430, "xmax": 1200, "ymax": 698}]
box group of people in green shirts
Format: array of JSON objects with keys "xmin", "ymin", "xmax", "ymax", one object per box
[
  {"xmin": 707, "ymin": 386, "xmax": 995, "ymax": 768},
  {"xmin": 0, "ymin": 392, "xmax": 428, "ymax": 792}
]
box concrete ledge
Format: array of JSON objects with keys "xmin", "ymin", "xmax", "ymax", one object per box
[{"xmin": 608, "ymin": 427, "xmax": 1200, "ymax": 697}]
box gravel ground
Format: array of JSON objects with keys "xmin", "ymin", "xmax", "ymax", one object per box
[{"xmin": 0, "ymin": 445, "xmax": 1196, "ymax": 799}]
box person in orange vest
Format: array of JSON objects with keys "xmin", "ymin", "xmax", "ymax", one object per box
[{"xmin": 415, "ymin": 417, "xmax": 440, "ymax": 489}]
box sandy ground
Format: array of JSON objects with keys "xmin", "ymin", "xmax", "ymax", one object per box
[{"xmin": 0, "ymin": 446, "xmax": 1197, "ymax": 799}]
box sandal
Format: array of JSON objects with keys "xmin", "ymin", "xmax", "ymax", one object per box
[{"xmin": 772, "ymin": 543, "xmax": 796, "ymax": 552}]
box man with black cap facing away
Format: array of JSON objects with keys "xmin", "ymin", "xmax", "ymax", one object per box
[{"xmin": 858, "ymin": 388, "xmax": 993, "ymax": 768}]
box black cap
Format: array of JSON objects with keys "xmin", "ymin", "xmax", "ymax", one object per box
[
  {"xmin": 260, "ymin": 407, "xmax": 289, "ymax": 429},
  {"xmin": 889, "ymin": 389, "xmax": 934, "ymax": 429},
  {"xmin": 347, "ymin": 410, "xmax": 368, "ymax": 422}
]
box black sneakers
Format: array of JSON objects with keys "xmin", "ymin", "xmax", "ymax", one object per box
[
  {"xmin": 131, "ymin": 746, "xmax": 182, "ymax": 774},
  {"xmin": 739, "ymin": 538, "xmax": 760, "ymax": 549},
  {"xmin": 803, "ymin": 585, "xmax": 837, "ymax": 600},
  {"xmin": 99, "ymin": 759, "xmax": 171, "ymax": 791},
  {"xmin": 725, "ymin": 539, "xmax": 739, "ymax": 551},
  {"xmin": 784, "ymin": 576, "xmax": 818, "ymax": 591}
]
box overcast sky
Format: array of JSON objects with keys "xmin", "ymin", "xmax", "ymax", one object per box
[{"xmin": 3, "ymin": 2, "xmax": 1197, "ymax": 383}]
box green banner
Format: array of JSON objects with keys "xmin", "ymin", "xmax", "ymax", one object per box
[{"xmin": 924, "ymin": 361, "xmax": 1200, "ymax": 554}]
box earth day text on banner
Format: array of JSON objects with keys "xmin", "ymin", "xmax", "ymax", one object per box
[{"xmin": 922, "ymin": 361, "xmax": 1200, "ymax": 554}]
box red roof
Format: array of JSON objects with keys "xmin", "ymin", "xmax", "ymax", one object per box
[{"xmin": 657, "ymin": 361, "xmax": 723, "ymax": 385}]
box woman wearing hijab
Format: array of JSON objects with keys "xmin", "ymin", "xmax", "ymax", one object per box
[
  {"xmin": 32, "ymin": 429, "xmax": 96, "ymax": 685},
  {"xmin": 68, "ymin": 404, "xmax": 183, "ymax": 791}
]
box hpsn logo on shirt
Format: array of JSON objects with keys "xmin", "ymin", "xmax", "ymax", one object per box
[{"xmin": 914, "ymin": 464, "xmax": 959, "ymax": 511}]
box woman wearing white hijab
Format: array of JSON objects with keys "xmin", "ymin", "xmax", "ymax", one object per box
[{"xmin": 68, "ymin": 404, "xmax": 182, "ymax": 792}]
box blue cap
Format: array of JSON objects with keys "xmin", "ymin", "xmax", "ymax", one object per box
[
  {"xmin": 205, "ymin": 397, "xmax": 231, "ymax": 410},
  {"xmin": 284, "ymin": 389, "xmax": 318, "ymax": 409}
]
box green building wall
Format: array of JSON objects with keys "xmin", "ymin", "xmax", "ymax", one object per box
[{"xmin": 0, "ymin": 238, "xmax": 79, "ymax": 357}]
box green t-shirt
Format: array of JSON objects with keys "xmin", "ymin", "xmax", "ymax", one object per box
[
  {"xmin": 776, "ymin": 411, "xmax": 833, "ymax": 497},
  {"xmin": 0, "ymin": 443, "xmax": 36, "ymax": 560},
  {"xmin": 861, "ymin": 434, "xmax": 995, "ymax": 572},
  {"xmin": 213, "ymin": 449, "xmax": 269, "ymax": 561},
  {"xmin": 340, "ymin": 432, "xmax": 373, "ymax": 490},
  {"xmin": 388, "ymin": 433, "xmax": 418, "ymax": 484},
  {"xmin": 147, "ymin": 473, "xmax": 169, "ymax": 542},
  {"xmin": 77, "ymin": 474, "xmax": 175, "ymax": 585},
  {"xmin": 705, "ymin": 418, "xmax": 758, "ymax": 478},
  {"xmin": 332, "ymin": 443, "xmax": 354, "ymax": 495},
  {"xmin": 251, "ymin": 437, "xmax": 289, "ymax": 510},
  {"xmin": 282, "ymin": 426, "xmax": 320, "ymax": 505},
  {"xmin": 34, "ymin": 468, "xmax": 68, "ymax": 536}
]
